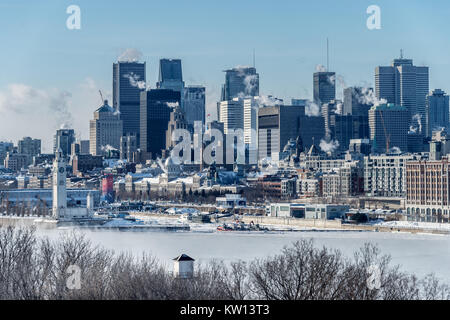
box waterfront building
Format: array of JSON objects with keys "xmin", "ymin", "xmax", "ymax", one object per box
[
  {"xmin": 406, "ymin": 158, "xmax": 450, "ymax": 223},
  {"xmin": 364, "ymin": 154, "xmax": 421, "ymax": 197}
]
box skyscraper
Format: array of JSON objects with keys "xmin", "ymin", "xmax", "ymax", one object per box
[
  {"xmin": 329, "ymin": 115, "xmax": 354, "ymax": 152},
  {"xmin": 258, "ymin": 105, "xmax": 316, "ymax": 160},
  {"xmin": 369, "ymin": 103, "xmax": 409, "ymax": 154},
  {"xmin": 156, "ymin": 59, "xmax": 185, "ymax": 94},
  {"xmin": 140, "ymin": 89, "xmax": 181, "ymax": 159},
  {"xmin": 243, "ymin": 97, "xmax": 261, "ymax": 164},
  {"xmin": 113, "ymin": 61, "xmax": 146, "ymax": 144},
  {"xmin": 183, "ymin": 86, "xmax": 206, "ymax": 130},
  {"xmin": 343, "ymin": 87, "xmax": 373, "ymax": 116},
  {"xmin": 313, "ymin": 72, "xmax": 336, "ymax": 107},
  {"xmin": 0, "ymin": 141, "xmax": 14, "ymax": 164},
  {"xmin": 375, "ymin": 56, "xmax": 429, "ymax": 129},
  {"xmin": 321, "ymin": 99, "xmax": 343, "ymax": 139},
  {"xmin": 18, "ymin": 137, "xmax": 41, "ymax": 165},
  {"xmin": 53, "ymin": 129, "xmax": 75, "ymax": 157},
  {"xmin": 343, "ymin": 87, "xmax": 372, "ymax": 140},
  {"xmin": 89, "ymin": 100, "xmax": 123, "ymax": 156},
  {"xmin": 221, "ymin": 67, "xmax": 259, "ymax": 101},
  {"xmin": 166, "ymin": 104, "xmax": 188, "ymax": 150},
  {"xmin": 426, "ymin": 89, "xmax": 450, "ymax": 137},
  {"xmin": 219, "ymin": 98, "xmax": 244, "ymax": 135}
]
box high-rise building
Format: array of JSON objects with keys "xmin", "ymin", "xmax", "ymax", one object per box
[
  {"xmin": 243, "ymin": 97, "xmax": 261, "ymax": 145},
  {"xmin": 343, "ymin": 87, "xmax": 373, "ymax": 116},
  {"xmin": 364, "ymin": 154, "xmax": 420, "ymax": 197},
  {"xmin": 369, "ymin": 103, "xmax": 409, "ymax": 154},
  {"xmin": 120, "ymin": 134, "xmax": 137, "ymax": 162},
  {"xmin": 113, "ymin": 61, "xmax": 146, "ymax": 143},
  {"xmin": 291, "ymin": 99, "xmax": 308, "ymax": 107},
  {"xmin": 322, "ymin": 100, "xmax": 341, "ymax": 139},
  {"xmin": 329, "ymin": 114, "xmax": 353, "ymax": 152},
  {"xmin": 426, "ymin": 89, "xmax": 449, "ymax": 137},
  {"xmin": 219, "ymin": 98, "xmax": 244, "ymax": 135},
  {"xmin": 299, "ymin": 115, "xmax": 325, "ymax": 150},
  {"xmin": 18, "ymin": 137, "xmax": 41, "ymax": 165},
  {"xmin": 156, "ymin": 59, "xmax": 185, "ymax": 94},
  {"xmin": 375, "ymin": 56, "xmax": 429, "ymax": 128},
  {"xmin": 406, "ymin": 158, "xmax": 450, "ymax": 223},
  {"xmin": 258, "ymin": 105, "xmax": 316, "ymax": 160},
  {"xmin": 166, "ymin": 104, "xmax": 188, "ymax": 150},
  {"xmin": 313, "ymin": 72, "xmax": 336, "ymax": 107},
  {"xmin": 243, "ymin": 97, "xmax": 262, "ymax": 163},
  {"xmin": 80, "ymin": 140, "xmax": 90, "ymax": 154},
  {"xmin": 221, "ymin": 67, "xmax": 259, "ymax": 101},
  {"xmin": 89, "ymin": 100, "xmax": 123, "ymax": 156},
  {"xmin": 429, "ymin": 130, "xmax": 450, "ymax": 160},
  {"xmin": 0, "ymin": 141, "xmax": 14, "ymax": 164},
  {"xmin": 349, "ymin": 139, "xmax": 371, "ymax": 155},
  {"xmin": 4, "ymin": 152, "xmax": 28, "ymax": 171},
  {"xmin": 183, "ymin": 86, "xmax": 205, "ymax": 130},
  {"xmin": 53, "ymin": 129, "xmax": 75, "ymax": 157},
  {"xmin": 140, "ymin": 89, "xmax": 181, "ymax": 160}
]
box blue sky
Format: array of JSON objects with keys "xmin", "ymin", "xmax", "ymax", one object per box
[{"xmin": 0, "ymin": 0, "xmax": 449, "ymax": 151}]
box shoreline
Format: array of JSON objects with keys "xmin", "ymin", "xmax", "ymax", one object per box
[
  {"xmin": 131, "ymin": 212, "xmax": 450, "ymax": 236},
  {"xmin": 2, "ymin": 213, "xmax": 450, "ymax": 236}
]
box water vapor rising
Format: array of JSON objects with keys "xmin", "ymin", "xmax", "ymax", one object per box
[
  {"xmin": 319, "ymin": 139, "xmax": 339, "ymax": 153},
  {"xmin": 305, "ymin": 101, "xmax": 321, "ymax": 117},
  {"xmin": 118, "ymin": 48, "xmax": 143, "ymax": 62}
]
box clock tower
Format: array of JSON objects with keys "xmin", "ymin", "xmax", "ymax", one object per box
[{"xmin": 52, "ymin": 148, "xmax": 67, "ymax": 220}]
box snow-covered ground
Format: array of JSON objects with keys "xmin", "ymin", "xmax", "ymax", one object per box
[{"xmin": 371, "ymin": 220, "xmax": 450, "ymax": 232}]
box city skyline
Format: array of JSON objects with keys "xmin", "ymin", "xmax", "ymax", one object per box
[{"xmin": 1, "ymin": 0, "xmax": 450, "ymax": 151}]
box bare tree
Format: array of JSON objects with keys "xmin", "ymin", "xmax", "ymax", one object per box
[{"xmin": 0, "ymin": 227, "xmax": 449, "ymax": 300}]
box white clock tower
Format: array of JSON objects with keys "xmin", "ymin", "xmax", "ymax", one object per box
[{"xmin": 52, "ymin": 148, "xmax": 67, "ymax": 220}]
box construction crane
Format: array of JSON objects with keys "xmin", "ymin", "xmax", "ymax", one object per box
[
  {"xmin": 99, "ymin": 90, "xmax": 105, "ymax": 104},
  {"xmin": 378, "ymin": 108, "xmax": 390, "ymax": 152}
]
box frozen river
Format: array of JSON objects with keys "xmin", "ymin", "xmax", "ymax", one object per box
[{"xmin": 36, "ymin": 227, "xmax": 450, "ymax": 283}]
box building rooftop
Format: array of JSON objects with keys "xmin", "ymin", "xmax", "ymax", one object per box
[
  {"xmin": 95, "ymin": 100, "xmax": 115, "ymax": 113},
  {"xmin": 370, "ymin": 103, "xmax": 406, "ymax": 111},
  {"xmin": 173, "ymin": 254, "xmax": 195, "ymax": 262}
]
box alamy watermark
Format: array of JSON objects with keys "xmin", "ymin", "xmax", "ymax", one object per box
[
  {"xmin": 66, "ymin": 5, "xmax": 81, "ymax": 30},
  {"xmin": 366, "ymin": 264, "xmax": 381, "ymax": 290},
  {"xmin": 170, "ymin": 122, "xmax": 260, "ymax": 166},
  {"xmin": 66, "ymin": 264, "xmax": 82, "ymax": 290},
  {"xmin": 366, "ymin": 5, "xmax": 381, "ymax": 30}
]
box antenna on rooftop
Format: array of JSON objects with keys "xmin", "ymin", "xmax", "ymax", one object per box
[
  {"xmin": 400, "ymin": 49, "xmax": 404, "ymax": 59},
  {"xmin": 253, "ymin": 48, "xmax": 256, "ymax": 68},
  {"xmin": 327, "ymin": 38, "xmax": 329, "ymax": 71}
]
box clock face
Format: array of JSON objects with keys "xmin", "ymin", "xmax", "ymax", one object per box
[{"xmin": 59, "ymin": 167, "xmax": 65, "ymax": 173}]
